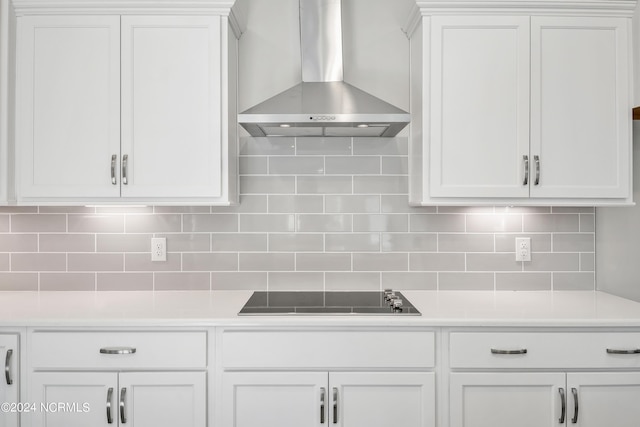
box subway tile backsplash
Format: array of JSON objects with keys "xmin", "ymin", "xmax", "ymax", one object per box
[{"xmin": 0, "ymin": 136, "xmax": 595, "ymax": 291}]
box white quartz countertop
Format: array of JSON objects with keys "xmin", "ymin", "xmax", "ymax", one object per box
[{"xmin": 2, "ymin": 290, "xmax": 640, "ymax": 327}]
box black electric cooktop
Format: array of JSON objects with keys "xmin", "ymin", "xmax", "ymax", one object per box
[{"xmin": 238, "ymin": 290, "xmax": 421, "ymax": 316}]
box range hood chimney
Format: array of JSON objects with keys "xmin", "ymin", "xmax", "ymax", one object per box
[{"xmin": 238, "ymin": 0, "xmax": 410, "ymax": 137}]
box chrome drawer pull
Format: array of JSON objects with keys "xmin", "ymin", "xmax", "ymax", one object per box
[
  {"xmin": 110, "ymin": 155, "xmax": 117, "ymax": 185},
  {"xmin": 106, "ymin": 387, "xmax": 114, "ymax": 424},
  {"xmin": 534, "ymin": 155, "xmax": 540, "ymax": 185},
  {"xmin": 571, "ymin": 387, "xmax": 578, "ymax": 424},
  {"xmin": 100, "ymin": 347, "xmax": 137, "ymax": 355},
  {"xmin": 4, "ymin": 349, "xmax": 12, "ymax": 385},
  {"xmin": 332, "ymin": 387, "xmax": 338, "ymax": 424},
  {"xmin": 122, "ymin": 154, "xmax": 129, "ymax": 185},
  {"xmin": 490, "ymin": 348, "xmax": 527, "ymax": 355},
  {"xmin": 606, "ymin": 348, "xmax": 640, "ymax": 354},
  {"xmin": 523, "ymin": 155, "xmax": 529, "ymax": 185},
  {"xmin": 320, "ymin": 387, "xmax": 326, "ymax": 424},
  {"xmin": 558, "ymin": 388, "xmax": 566, "ymax": 424},
  {"xmin": 120, "ymin": 387, "xmax": 127, "ymax": 424}
]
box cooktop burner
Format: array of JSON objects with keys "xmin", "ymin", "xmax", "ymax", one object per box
[{"xmin": 238, "ymin": 290, "xmax": 420, "ymax": 316}]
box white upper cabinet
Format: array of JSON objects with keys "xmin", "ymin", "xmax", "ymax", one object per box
[
  {"xmin": 407, "ymin": 0, "xmax": 634, "ymax": 206},
  {"xmin": 14, "ymin": 1, "xmax": 239, "ymax": 205}
]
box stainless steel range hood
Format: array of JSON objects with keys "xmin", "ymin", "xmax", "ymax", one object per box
[{"xmin": 238, "ymin": 0, "xmax": 410, "ymax": 138}]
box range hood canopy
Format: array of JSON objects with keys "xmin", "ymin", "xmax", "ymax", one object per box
[{"xmin": 238, "ymin": 0, "xmax": 410, "ymax": 137}]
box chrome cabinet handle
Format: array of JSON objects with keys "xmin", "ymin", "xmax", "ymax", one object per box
[
  {"xmin": 523, "ymin": 155, "xmax": 529, "ymax": 186},
  {"xmin": 320, "ymin": 387, "xmax": 326, "ymax": 424},
  {"xmin": 106, "ymin": 387, "xmax": 114, "ymax": 424},
  {"xmin": 490, "ymin": 348, "xmax": 527, "ymax": 355},
  {"xmin": 606, "ymin": 348, "xmax": 640, "ymax": 354},
  {"xmin": 534, "ymin": 155, "xmax": 540, "ymax": 185},
  {"xmin": 571, "ymin": 387, "xmax": 578, "ymax": 424},
  {"xmin": 559, "ymin": 388, "xmax": 566, "ymax": 424},
  {"xmin": 111, "ymin": 155, "xmax": 117, "ymax": 185},
  {"xmin": 122, "ymin": 154, "xmax": 129, "ymax": 185},
  {"xmin": 4, "ymin": 349, "xmax": 12, "ymax": 385},
  {"xmin": 100, "ymin": 347, "xmax": 136, "ymax": 355},
  {"xmin": 119, "ymin": 387, "xmax": 127, "ymax": 424},
  {"xmin": 332, "ymin": 387, "xmax": 338, "ymax": 424}
]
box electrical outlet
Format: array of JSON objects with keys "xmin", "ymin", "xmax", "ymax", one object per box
[
  {"xmin": 151, "ymin": 238, "xmax": 167, "ymax": 262},
  {"xmin": 515, "ymin": 237, "xmax": 531, "ymax": 262}
]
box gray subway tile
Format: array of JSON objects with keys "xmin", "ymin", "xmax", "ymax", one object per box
[
  {"xmin": 496, "ymin": 272, "xmax": 552, "ymax": 291},
  {"xmin": 553, "ymin": 234, "xmax": 594, "ymax": 252},
  {"xmin": 0, "ymin": 234, "xmax": 38, "ymax": 252},
  {"xmin": 381, "ymin": 233, "xmax": 437, "ymax": 252},
  {"xmin": 97, "ymin": 273, "xmax": 153, "ymax": 291},
  {"xmin": 240, "ymin": 214, "xmax": 295, "ymax": 232},
  {"xmin": 0, "ymin": 207, "xmax": 37, "ymax": 213},
  {"xmin": 97, "ymin": 234, "xmax": 152, "ymax": 253},
  {"xmin": 211, "ymin": 272, "xmax": 268, "ymax": 290},
  {"xmin": 0, "ymin": 273, "xmax": 38, "ymax": 291},
  {"xmin": 297, "ymin": 176, "xmax": 352, "ymax": 194},
  {"xmin": 296, "ymin": 253, "xmax": 351, "ymax": 271},
  {"xmin": 158, "ymin": 233, "xmax": 211, "ymax": 252},
  {"xmin": 239, "ymin": 253, "xmax": 294, "ymax": 271},
  {"xmin": 325, "ymin": 157, "xmax": 380, "ymax": 175},
  {"xmin": 183, "ymin": 214, "xmax": 238, "ymax": 232},
  {"xmin": 268, "ymin": 195, "xmax": 324, "ymax": 213},
  {"xmin": 580, "ymin": 214, "xmax": 595, "ymax": 232},
  {"xmin": 353, "ymin": 253, "xmax": 408, "ymax": 271},
  {"xmin": 154, "ymin": 272, "xmax": 210, "ymax": 291},
  {"xmin": 296, "ymin": 137, "xmax": 352, "ymax": 155},
  {"xmin": 268, "ymin": 272, "xmax": 324, "ymax": 290},
  {"xmin": 212, "ymin": 233, "xmax": 268, "ymax": 252},
  {"xmin": 326, "ymin": 233, "xmax": 380, "ymax": 252},
  {"xmin": 438, "ymin": 234, "xmax": 494, "ymax": 252},
  {"xmin": 0, "ymin": 254, "xmax": 9, "ymax": 271},
  {"xmin": 125, "ymin": 214, "xmax": 182, "ymax": 233},
  {"xmin": 581, "ymin": 253, "xmax": 595, "ymax": 272},
  {"xmin": 68, "ymin": 214, "xmax": 124, "ymax": 233},
  {"xmin": 523, "ymin": 214, "xmax": 579, "ymax": 232},
  {"xmin": 0, "ymin": 216, "xmax": 9, "ymax": 232},
  {"xmin": 39, "ymin": 234, "xmax": 95, "ymax": 253},
  {"xmin": 353, "ymin": 214, "xmax": 407, "ymax": 232},
  {"xmin": 269, "ymin": 234, "xmax": 324, "ymax": 252},
  {"xmin": 553, "ymin": 272, "xmax": 595, "ymax": 290},
  {"xmin": 353, "ymin": 176, "xmax": 407, "ymax": 194},
  {"xmin": 40, "ymin": 273, "xmax": 96, "ymax": 291},
  {"xmin": 381, "ymin": 157, "xmax": 408, "ymax": 174},
  {"xmin": 39, "ymin": 206, "xmax": 93, "ymax": 213},
  {"xmin": 68, "ymin": 254, "xmax": 124, "ymax": 272},
  {"xmin": 382, "ymin": 272, "xmax": 437, "ymax": 290},
  {"xmin": 524, "ymin": 253, "xmax": 580, "ymax": 272},
  {"xmin": 326, "ymin": 195, "xmax": 380, "ymax": 213},
  {"xmin": 410, "ymin": 253, "xmax": 465, "ymax": 271},
  {"xmin": 239, "ymin": 137, "xmax": 295, "ymax": 155},
  {"xmin": 466, "ymin": 214, "xmax": 523, "ymax": 232},
  {"xmin": 241, "ymin": 176, "xmax": 296, "ymax": 194},
  {"xmin": 183, "ymin": 253, "xmax": 239, "ymax": 271},
  {"xmin": 297, "ymin": 214, "xmax": 352, "ymax": 232},
  {"xmin": 240, "ymin": 156, "xmax": 268, "ymax": 175},
  {"xmin": 125, "ymin": 253, "xmax": 181, "ymax": 272},
  {"xmin": 325, "ymin": 272, "xmax": 381, "ymax": 290},
  {"xmin": 467, "ymin": 253, "xmax": 521, "ymax": 272},
  {"xmin": 410, "ymin": 214, "xmax": 465, "ymax": 232},
  {"xmin": 353, "ymin": 137, "xmax": 408, "ymax": 155},
  {"xmin": 12, "ymin": 214, "xmax": 67, "ymax": 232},
  {"xmin": 552, "ymin": 207, "xmax": 595, "ymax": 213},
  {"xmin": 12, "ymin": 253, "xmax": 66, "ymax": 272},
  {"xmin": 439, "ymin": 272, "xmax": 495, "ymax": 290},
  {"xmin": 269, "ymin": 156, "xmax": 324, "ymax": 174}
]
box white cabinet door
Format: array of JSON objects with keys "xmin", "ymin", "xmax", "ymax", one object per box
[
  {"xmin": 29, "ymin": 372, "xmax": 117, "ymax": 427},
  {"xmin": 0, "ymin": 335, "xmax": 18, "ymax": 427},
  {"xmin": 16, "ymin": 16, "xmax": 121, "ymax": 199},
  {"xmin": 567, "ymin": 372, "xmax": 640, "ymax": 427},
  {"xmin": 449, "ymin": 372, "xmax": 565, "ymax": 427},
  {"xmin": 429, "ymin": 16, "xmax": 530, "ymax": 198},
  {"xmin": 222, "ymin": 372, "xmax": 327, "ymax": 427},
  {"xmin": 121, "ymin": 16, "xmax": 222, "ymax": 199},
  {"xmin": 330, "ymin": 372, "xmax": 435, "ymax": 427},
  {"xmin": 530, "ymin": 17, "xmax": 631, "ymax": 199},
  {"xmin": 119, "ymin": 371, "xmax": 206, "ymax": 427}
]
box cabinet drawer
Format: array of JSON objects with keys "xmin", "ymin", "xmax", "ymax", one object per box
[
  {"xmin": 30, "ymin": 331, "xmax": 207, "ymax": 370},
  {"xmin": 222, "ymin": 329, "xmax": 434, "ymax": 369},
  {"xmin": 450, "ymin": 332, "xmax": 640, "ymax": 369}
]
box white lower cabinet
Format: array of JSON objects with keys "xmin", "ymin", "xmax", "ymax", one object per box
[
  {"xmin": 29, "ymin": 371, "xmax": 206, "ymax": 427},
  {"xmin": 222, "ymin": 371, "xmax": 434, "ymax": 427},
  {"xmin": 0, "ymin": 335, "xmax": 19, "ymax": 427},
  {"xmin": 26, "ymin": 330, "xmax": 207, "ymax": 427}
]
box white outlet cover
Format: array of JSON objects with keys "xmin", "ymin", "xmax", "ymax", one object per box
[
  {"xmin": 151, "ymin": 238, "xmax": 167, "ymax": 262},
  {"xmin": 515, "ymin": 237, "xmax": 531, "ymax": 262}
]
